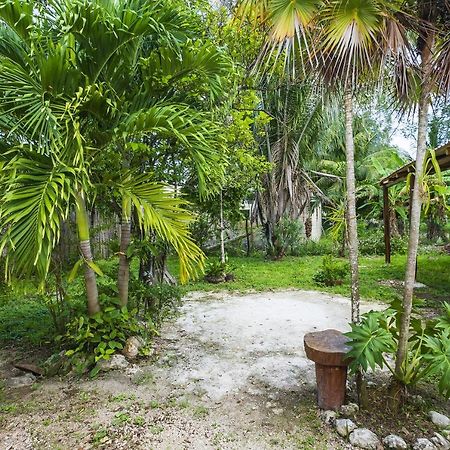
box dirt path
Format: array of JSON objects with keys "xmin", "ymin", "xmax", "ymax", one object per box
[{"xmin": 1, "ymin": 289, "xmax": 380, "ymax": 450}]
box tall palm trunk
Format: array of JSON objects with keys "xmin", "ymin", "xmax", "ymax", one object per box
[
  {"xmin": 118, "ymin": 199, "xmax": 132, "ymax": 306},
  {"xmin": 394, "ymin": 26, "xmax": 435, "ymax": 384},
  {"xmin": 344, "ymin": 86, "xmax": 361, "ymax": 324},
  {"xmin": 219, "ymin": 190, "xmax": 226, "ymax": 264},
  {"xmin": 75, "ymin": 192, "xmax": 100, "ymax": 316}
]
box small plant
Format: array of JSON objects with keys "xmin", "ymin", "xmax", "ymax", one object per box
[
  {"xmin": 204, "ymin": 258, "xmax": 234, "ymax": 284},
  {"xmin": 59, "ymin": 297, "xmax": 144, "ymax": 377},
  {"xmin": 346, "ymin": 301, "xmax": 450, "ymax": 399},
  {"xmin": 112, "ymin": 411, "xmax": 131, "ymax": 426},
  {"xmin": 312, "ymin": 255, "xmax": 349, "ymax": 286}
]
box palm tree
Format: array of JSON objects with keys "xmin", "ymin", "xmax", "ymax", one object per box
[
  {"xmin": 237, "ymin": 0, "xmax": 409, "ymax": 322},
  {"xmin": 392, "ymin": 0, "xmax": 450, "ymax": 404},
  {"xmin": 0, "ymin": 0, "xmax": 229, "ymax": 313}
]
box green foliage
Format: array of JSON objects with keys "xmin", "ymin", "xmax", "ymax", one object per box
[
  {"xmin": 60, "ymin": 298, "xmax": 148, "ymax": 377},
  {"xmin": 267, "ymin": 216, "xmax": 304, "ymax": 259},
  {"xmin": 359, "ymin": 229, "xmax": 407, "ymax": 256},
  {"xmin": 293, "ymin": 237, "xmax": 336, "ymax": 256},
  {"xmin": 346, "ymin": 302, "xmax": 450, "ymax": 398},
  {"xmin": 204, "ymin": 259, "xmax": 230, "ymax": 278},
  {"xmin": 129, "ymin": 280, "xmax": 182, "ymax": 324},
  {"xmin": 0, "ymin": 296, "xmax": 53, "ymax": 346},
  {"xmin": 313, "ymin": 255, "xmax": 349, "ymax": 286}
]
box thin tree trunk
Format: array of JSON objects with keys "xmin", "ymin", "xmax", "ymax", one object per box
[
  {"xmin": 118, "ymin": 199, "xmax": 132, "ymax": 306},
  {"xmin": 220, "ymin": 191, "xmax": 226, "ymax": 264},
  {"xmin": 75, "ymin": 192, "xmax": 100, "ymax": 316},
  {"xmin": 344, "ymin": 86, "xmax": 361, "ymax": 324},
  {"xmin": 394, "ymin": 29, "xmax": 434, "ymax": 385}
]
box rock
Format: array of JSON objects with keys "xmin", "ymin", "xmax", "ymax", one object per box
[
  {"xmin": 430, "ymin": 412, "xmax": 450, "ymax": 429},
  {"xmin": 413, "ymin": 438, "xmax": 438, "ymax": 450},
  {"xmin": 122, "ymin": 336, "xmax": 143, "ymax": 359},
  {"xmin": 340, "ymin": 403, "xmax": 359, "ymax": 417},
  {"xmin": 42, "ymin": 351, "xmax": 70, "ymax": 377},
  {"xmin": 431, "ymin": 433, "xmax": 450, "ymax": 450},
  {"xmin": 349, "ymin": 428, "xmax": 381, "ymax": 449},
  {"xmin": 383, "ymin": 434, "xmax": 408, "ymax": 449},
  {"xmin": 320, "ymin": 410, "xmax": 337, "ymax": 425},
  {"xmin": 6, "ymin": 373, "xmax": 36, "ymax": 388},
  {"xmin": 98, "ymin": 354, "xmax": 129, "ymax": 372},
  {"xmin": 335, "ymin": 418, "xmax": 357, "ymax": 437},
  {"xmin": 14, "ymin": 362, "xmax": 43, "ymax": 376}
]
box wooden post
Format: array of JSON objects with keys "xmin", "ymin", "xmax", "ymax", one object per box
[
  {"xmin": 383, "ymin": 185, "xmax": 391, "ymax": 264},
  {"xmin": 304, "ymin": 329, "xmax": 351, "ymax": 411}
]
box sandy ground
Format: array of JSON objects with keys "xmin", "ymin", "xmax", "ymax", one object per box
[{"xmin": 0, "ymin": 289, "xmax": 382, "ymax": 450}]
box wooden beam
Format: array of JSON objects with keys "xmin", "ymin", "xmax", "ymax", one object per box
[{"xmin": 383, "ymin": 185, "xmax": 391, "ymax": 264}]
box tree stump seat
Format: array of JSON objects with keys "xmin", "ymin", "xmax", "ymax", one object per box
[{"xmin": 304, "ymin": 329, "xmax": 351, "ymax": 410}]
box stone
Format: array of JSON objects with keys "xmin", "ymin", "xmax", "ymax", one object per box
[
  {"xmin": 335, "ymin": 418, "xmax": 357, "ymax": 437},
  {"xmin": 383, "ymin": 434, "xmax": 408, "ymax": 449},
  {"xmin": 122, "ymin": 336, "xmax": 143, "ymax": 359},
  {"xmin": 6, "ymin": 373, "xmax": 36, "ymax": 388},
  {"xmin": 413, "ymin": 438, "xmax": 438, "ymax": 450},
  {"xmin": 14, "ymin": 362, "xmax": 43, "ymax": 376},
  {"xmin": 431, "ymin": 433, "xmax": 450, "ymax": 450},
  {"xmin": 98, "ymin": 354, "xmax": 129, "ymax": 372},
  {"xmin": 320, "ymin": 410, "xmax": 337, "ymax": 425},
  {"xmin": 349, "ymin": 428, "xmax": 381, "ymax": 449},
  {"xmin": 42, "ymin": 351, "xmax": 70, "ymax": 377},
  {"xmin": 430, "ymin": 411, "xmax": 450, "ymax": 429},
  {"xmin": 340, "ymin": 403, "xmax": 359, "ymax": 417}
]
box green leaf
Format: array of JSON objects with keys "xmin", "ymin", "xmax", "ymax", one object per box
[{"xmin": 68, "ymin": 258, "xmax": 84, "ymax": 283}]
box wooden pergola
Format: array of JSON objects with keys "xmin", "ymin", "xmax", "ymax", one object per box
[{"xmin": 380, "ymin": 142, "xmax": 450, "ymax": 263}]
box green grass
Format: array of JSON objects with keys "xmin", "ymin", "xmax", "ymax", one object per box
[
  {"xmin": 172, "ymin": 254, "xmax": 450, "ymax": 305},
  {"xmin": 0, "ymin": 253, "xmax": 447, "ymax": 347}
]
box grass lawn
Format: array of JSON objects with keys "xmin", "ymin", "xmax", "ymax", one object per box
[{"xmin": 172, "ymin": 254, "xmax": 450, "ymax": 306}]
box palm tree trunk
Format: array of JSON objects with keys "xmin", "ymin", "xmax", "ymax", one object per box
[
  {"xmin": 118, "ymin": 199, "xmax": 132, "ymax": 306},
  {"xmin": 344, "ymin": 86, "xmax": 360, "ymax": 324},
  {"xmin": 394, "ymin": 29, "xmax": 434, "ymax": 386},
  {"xmin": 75, "ymin": 192, "xmax": 100, "ymax": 316},
  {"xmin": 220, "ymin": 190, "xmax": 226, "ymax": 264}
]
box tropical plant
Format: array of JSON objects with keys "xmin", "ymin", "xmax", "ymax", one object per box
[
  {"xmin": 0, "ymin": 0, "xmax": 231, "ymax": 314},
  {"xmin": 346, "ymin": 301, "xmax": 450, "ymax": 400}
]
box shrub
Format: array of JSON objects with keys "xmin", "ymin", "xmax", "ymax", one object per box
[
  {"xmin": 359, "ymin": 229, "xmax": 407, "ymax": 256},
  {"xmin": 204, "ymin": 258, "xmax": 234, "ymax": 283},
  {"xmin": 60, "ymin": 297, "xmax": 154, "ymax": 377},
  {"xmin": 346, "ymin": 301, "xmax": 450, "ymax": 399},
  {"xmin": 313, "ymin": 255, "xmax": 349, "ymax": 286},
  {"xmin": 266, "ymin": 216, "xmax": 304, "ymax": 259},
  {"xmin": 293, "ymin": 237, "xmax": 336, "ymax": 256},
  {"xmin": 129, "ymin": 280, "xmax": 182, "ymax": 323}
]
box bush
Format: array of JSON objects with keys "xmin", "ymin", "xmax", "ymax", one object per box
[
  {"xmin": 293, "ymin": 237, "xmax": 336, "ymax": 256},
  {"xmin": 266, "ymin": 216, "xmax": 304, "ymax": 259},
  {"xmin": 129, "ymin": 280, "xmax": 182, "ymax": 323},
  {"xmin": 60, "ymin": 297, "xmax": 153, "ymax": 377},
  {"xmin": 204, "ymin": 258, "xmax": 234, "ymax": 283},
  {"xmin": 313, "ymin": 255, "xmax": 349, "ymax": 286},
  {"xmin": 359, "ymin": 229, "xmax": 407, "ymax": 256},
  {"xmin": 346, "ymin": 301, "xmax": 450, "ymax": 399}
]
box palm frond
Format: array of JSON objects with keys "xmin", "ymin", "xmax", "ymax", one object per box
[
  {"xmin": 0, "ymin": 152, "xmax": 75, "ymax": 279},
  {"xmin": 118, "ymin": 172, "xmax": 204, "ymax": 283}
]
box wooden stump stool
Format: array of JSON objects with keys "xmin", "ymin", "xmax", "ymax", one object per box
[{"xmin": 304, "ymin": 329, "xmax": 350, "ymax": 410}]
